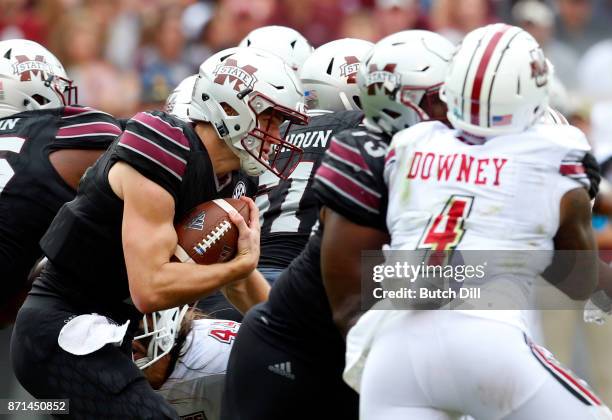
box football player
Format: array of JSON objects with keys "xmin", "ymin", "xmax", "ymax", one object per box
[
  {"xmin": 239, "ymin": 25, "xmax": 313, "ymax": 73},
  {"xmin": 133, "ymin": 306, "xmax": 239, "ymax": 420},
  {"xmin": 220, "ymin": 31, "xmax": 453, "ymax": 420},
  {"xmin": 350, "ymin": 24, "xmax": 612, "ymax": 419},
  {"xmin": 0, "ymin": 39, "xmax": 122, "ymax": 326},
  {"xmin": 11, "ymin": 48, "xmax": 308, "ymax": 418},
  {"xmin": 256, "ymin": 38, "xmax": 373, "ymax": 285}
]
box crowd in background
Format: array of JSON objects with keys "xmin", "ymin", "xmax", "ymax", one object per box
[{"xmin": 2, "ymin": 0, "xmax": 612, "ymax": 117}]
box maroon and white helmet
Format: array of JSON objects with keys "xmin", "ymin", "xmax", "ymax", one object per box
[
  {"xmin": 0, "ymin": 39, "xmax": 77, "ymax": 118},
  {"xmin": 239, "ymin": 26, "xmax": 313, "ymax": 73},
  {"xmin": 189, "ymin": 48, "xmax": 309, "ymax": 179},
  {"xmin": 299, "ymin": 38, "xmax": 374, "ymax": 112},
  {"xmin": 441, "ymin": 24, "xmax": 551, "ymax": 137},
  {"xmin": 358, "ymin": 30, "xmax": 454, "ymax": 136}
]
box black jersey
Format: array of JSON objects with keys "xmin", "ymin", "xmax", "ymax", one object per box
[
  {"xmin": 37, "ymin": 111, "xmax": 237, "ymax": 317},
  {"xmin": 0, "ymin": 106, "xmax": 121, "ymax": 295},
  {"xmin": 251, "ymin": 127, "xmax": 390, "ymax": 360},
  {"xmin": 257, "ymin": 110, "xmax": 363, "ymax": 268}
]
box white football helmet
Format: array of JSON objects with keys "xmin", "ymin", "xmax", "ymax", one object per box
[
  {"xmin": 189, "ymin": 47, "xmax": 309, "ymax": 179},
  {"xmin": 358, "ymin": 30, "xmax": 454, "ymax": 136},
  {"xmin": 239, "ymin": 26, "xmax": 313, "ymax": 73},
  {"xmin": 165, "ymin": 75, "xmax": 197, "ymax": 122},
  {"xmin": 133, "ymin": 305, "xmax": 189, "ymax": 370},
  {"xmin": 299, "ymin": 38, "xmax": 374, "ymax": 112},
  {"xmin": 0, "ymin": 39, "xmax": 77, "ymax": 118},
  {"xmin": 441, "ymin": 24, "xmax": 551, "ymax": 137}
]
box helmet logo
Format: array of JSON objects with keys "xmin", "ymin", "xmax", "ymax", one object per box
[
  {"xmin": 365, "ymin": 63, "xmax": 398, "ymax": 95},
  {"xmin": 12, "ymin": 55, "xmax": 53, "ymax": 82},
  {"xmin": 213, "ymin": 58, "xmax": 258, "ymax": 92},
  {"xmin": 340, "ymin": 56, "xmax": 360, "ymax": 84},
  {"xmin": 529, "ymin": 49, "xmax": 548, "ymax": 88}
]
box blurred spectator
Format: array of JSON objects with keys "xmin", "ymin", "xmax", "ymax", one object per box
[
  {"xmin": 0, "ymin": 0, "xmax": 62, "ymax": 44},
  {"xmin": 138, "ymin": 6, "xmax": 193, "ymax": 108},
  {"xmin": 340, "ymin": 9, "xmax": 380, "ymax": 41},
  {"xmin": 431, "ymin": 0, "xmax": 497, "ymax": 44},
  {"xmin": 512, "ymin": 0, "xmax": 579, "ymax": 90},
  {"xmin": 553, "ymin": 0, "xmax": 610, "ymax": 57},
  {"xmin": 373, "ymin": 0, "xmax": 429, "ymax": 39},
  {"xmin": 51, "ymin": 7, "xmax": 140, "ymax": 117},
  {"xmin": 274, "ymin": 0, "xmax": 345, "ymax": 46}
]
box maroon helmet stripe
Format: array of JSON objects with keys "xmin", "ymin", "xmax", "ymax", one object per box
[
  {"xmin": 470, "ymin": 25, "xmax": 511, "ymax": 126},
  {"xmin": 119, "ymin": 131, "xmax": 186, "ymax": 179},
  {"xmin": 57, "ymin": 122, "xmax": 122, "ymax": 138},
  {"xmin": 132, "ymin": 112, "xmax": 189, "ymax": 149}
]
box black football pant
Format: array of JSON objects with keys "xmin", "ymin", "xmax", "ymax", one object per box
[
  {"xmin": 11, "ymin": 294, "xmax": 178, "ymax": 420},
  {"xmin": 221, "ymin": 308, "xmax": 359, "ymax": 420}
]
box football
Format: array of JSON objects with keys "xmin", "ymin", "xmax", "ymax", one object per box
[{"xmin": 173, "ymin": 198, "xmax": 249, "ymax": 265}]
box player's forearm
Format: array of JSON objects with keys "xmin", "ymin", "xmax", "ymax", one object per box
[
  {"xmin": 131, "ymin": 258, "xmax": 250, "ymax": 312},
  {"xmin": 223, "ymin": 269, "xmax": 270, "ymax": 314}
]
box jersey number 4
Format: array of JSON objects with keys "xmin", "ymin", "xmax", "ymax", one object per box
[
  {"xmin": 417, "ymin": 195, "xmax": 474, "ymax": 265},
  {"xmin": 0, "ymin": 137, "xmax": 26, "ymax": 193},
  {"xmin": 208, "ymin": 321, "xmax": 239, "ymax": 344}
]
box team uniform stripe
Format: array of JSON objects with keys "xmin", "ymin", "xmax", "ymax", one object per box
[
  {"xmin": 470, "ymin": 25, "xmax": 512, "ymax": 125},
  {"xmin": 529, "ymin": 341, "xmax": 601, "ymax": 406},
  {"xmin": 327, "ymin": 139, "xmax": 373, "ymax": 175},
  {"xmin": 61, "ymin": 106, "xmax": 112, "ymax": 119},
  {"xmin": 118, "ymin": 130, "xmax": 186, "ymax": 179},
  {"xmin": 315, "ymin": 163, "xmax": 380, "ymax": 213},
  {"xmin": 385, "ymin": 148, "xmax": 396, "ymax": 164},
  {"xmin": 57, "ymin": 122, "xmax": 122, "ymax": 138},
  {"xmin": 132, "ymin": 112, "xmax": 189, "ymax": 150},
  {"xmin": 560, "ymin": 163, "xmax": 585, "ymax": 176}
]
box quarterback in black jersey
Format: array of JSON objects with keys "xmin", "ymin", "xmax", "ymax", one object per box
[
  {"xmin": 0, "ymin": 39, "xmax": 121, "ymax": 325},
  {"xmin": 221, "ymin": 32, "xmax": 459, "ymax": 420},
  {"xmin": 11, "ymin": 48, "xmax": 307, "ymax": 419}
]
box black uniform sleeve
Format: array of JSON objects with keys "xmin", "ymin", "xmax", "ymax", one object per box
[
  {"xmin": 313, "ymin": 128, "xmax": 389, "ymax": 231},
  {"xmin": 49, "ymin": 106, "xmax": 122, "ymax": 151},
  {"xmin": 113, "ymin": 111, "xmax": 191, "ymax": 201}
]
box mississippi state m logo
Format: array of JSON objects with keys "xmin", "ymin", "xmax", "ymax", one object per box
[
  {"xmin": 365, "ymin": 63, "xmax": 398, "ymax": 95},
  {"xmin": 529, "ymin": 49, "xmax": 548, "ymax": 88},
  {"xmin": 340, "ymin": 56, "xmax": 360, "ymax": 84},
  {"xmin": 12, "ymin": 55, "xmax": 53, "ymax": 82},
  {"xmin": 213, "ymin": 59, "xmax": 258, "ymax": 92}
]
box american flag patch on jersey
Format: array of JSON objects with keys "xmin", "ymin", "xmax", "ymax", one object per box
[{"xmin": 492, "ymin": 114, "xmax": 512, "ymax": 126}]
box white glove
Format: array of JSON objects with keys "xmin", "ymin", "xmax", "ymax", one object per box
[{"xmin": 584, "ymin": 290, "xmax": 612, "ymax": 325}]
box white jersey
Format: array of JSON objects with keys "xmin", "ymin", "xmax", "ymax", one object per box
[
  {"xmin": 157, "ymin": 319, "xmax": 239, "ymax": 420},
  {"xmin": 384, "ymin": 120, "xmax": 590, "ymax": 331}
]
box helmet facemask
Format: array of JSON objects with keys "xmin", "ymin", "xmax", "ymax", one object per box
[{"xmin": 242, "ymin": 92, "xmax": 307, "ymax": 179}]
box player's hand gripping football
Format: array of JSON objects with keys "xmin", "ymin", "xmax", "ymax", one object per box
[{"xmin": 227, "ymin": 196, "xmax": 261, "ymax": 275}]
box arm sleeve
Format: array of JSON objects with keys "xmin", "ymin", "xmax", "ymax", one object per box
[
  {"xmin": 313, "ymin": 130, "xmax": 388, "ymax": 231},
  {"xmin": 50, "ymin": 106, "xmax": 122, "ymax": 151},
  {"xmin": 112, "ymin": 111, "xmax": 191, "ymax": 201}
]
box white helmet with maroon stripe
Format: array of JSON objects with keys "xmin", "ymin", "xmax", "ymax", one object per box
[
  {"xmin": 165, "ymin": 75, "xmax": 197, "ymax": 121},
  {"xmin": 440, "ymin": 24, "xmax": 551, "ymax": 137}
]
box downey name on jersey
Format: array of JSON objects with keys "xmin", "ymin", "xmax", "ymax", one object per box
[{"xmin": 404, "ymin": 151, "xmax": 508, "ymax": 187}]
